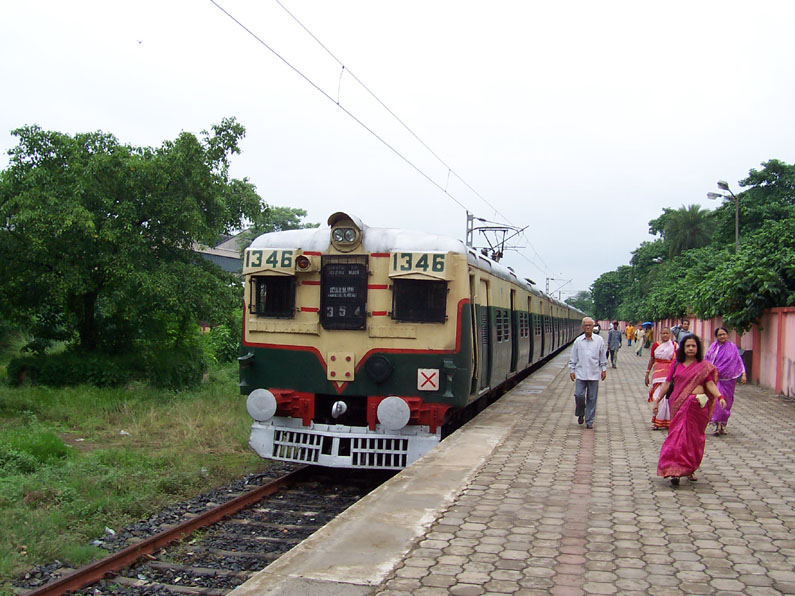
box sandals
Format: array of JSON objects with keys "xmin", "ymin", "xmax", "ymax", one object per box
[
  {"xmin": 688, "ymin": 474, "xmax": 698, "ymax": 482},
  {"xmin": 670, "ymin": 477, "xmax": 680, "ymax": 487}
]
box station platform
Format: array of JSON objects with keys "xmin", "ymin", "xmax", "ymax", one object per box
[{"xmin": 232, "ymin": 339, "xmax": 795, "ymax": 596}]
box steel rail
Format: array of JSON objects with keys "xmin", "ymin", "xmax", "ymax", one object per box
[{"xmin": 24, "ymin": 465, "xmax": 312, "ymax": 596}]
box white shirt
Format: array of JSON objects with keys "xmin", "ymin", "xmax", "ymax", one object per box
[{"xmin": 569, "ymin": 333, "xmax": 607, "ymax": 380}]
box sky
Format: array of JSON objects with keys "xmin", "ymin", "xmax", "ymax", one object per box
[{"xmin": 3, "ymin": 1, "xmax": 795, "ymax": 298}]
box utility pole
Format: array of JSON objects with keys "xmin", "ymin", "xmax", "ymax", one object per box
[{"xmin": 707, "ymin": 180, "xmax": 740, "ymax": 252}]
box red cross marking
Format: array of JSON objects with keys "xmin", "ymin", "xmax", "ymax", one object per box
[{"xmin": 420, "ymin": 371, "xmax": 437, "ymax": 388}]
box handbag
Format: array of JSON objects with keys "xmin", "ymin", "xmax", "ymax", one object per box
[{"xmin": 664, "ymin": 361, "xmax": 679, "ymax": 399}]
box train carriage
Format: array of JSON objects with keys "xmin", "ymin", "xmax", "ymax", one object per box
[{"xmin": 240, "ymin": 212, "xmax": 582, "ymax": 470}]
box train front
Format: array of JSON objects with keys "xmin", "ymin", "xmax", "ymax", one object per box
[{"xmin": 240, "ymin": 212, "xmax": 473, "ymax": 469}]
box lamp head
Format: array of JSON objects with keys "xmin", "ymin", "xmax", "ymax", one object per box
[
  {"xmin": 706, "ymin": 192, "xmax": 723, "ymax": 200},
  {"xmin": 717, "ymin": 180, "xmax": 730, "ymax": 191}
]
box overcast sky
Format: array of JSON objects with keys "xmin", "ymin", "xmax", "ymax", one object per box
[{"xmin": 3, "ymin": 1, "xmax": 795, "ymax": 297}]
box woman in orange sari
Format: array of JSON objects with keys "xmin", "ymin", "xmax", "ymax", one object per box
[
  {"xmin": 652, "ymin": 335, "xmax": 726, "ymax": 487},
  {"xmin": 644, "ymin": 327, "xmax": 677, "ymax": 430}
]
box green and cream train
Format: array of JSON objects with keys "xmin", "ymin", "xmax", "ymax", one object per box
[{"xmin": 240, "ymin": 212, "xmax": 583, "ymax": 470}]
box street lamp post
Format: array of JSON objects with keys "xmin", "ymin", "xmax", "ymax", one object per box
[{"xmin": 706, "ymin": 179, "xmax": 739, "ymax": 252}]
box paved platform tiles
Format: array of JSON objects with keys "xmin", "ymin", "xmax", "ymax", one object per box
[{"xmin": 232, "ymin": 341, "xmax": 795, "ymax": 596}]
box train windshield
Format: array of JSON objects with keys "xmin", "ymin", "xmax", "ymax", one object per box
[{"xmin": 320, "ymin": 255, "xmax": 368, "ymax": 330}]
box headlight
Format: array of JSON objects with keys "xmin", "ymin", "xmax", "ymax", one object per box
[
  {"xmin": 332, "ymin": 228, "xmax": 345, "ymax": 242},
  {"xmin": 377, "ymin": 396, "xmax": 411, "ymax": 431},
  {"xmin": 365, "ymin": 355, "xmax": 393, "ymax": 384},
  {"xmin": 247, "ymin": 388, "xmax": 277, "ymax": 422},
  {"xmin": 343, "ymin": 228, "xmax": 357, "ymax": 242}
]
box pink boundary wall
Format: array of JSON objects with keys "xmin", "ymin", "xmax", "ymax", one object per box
[{"xmin": 598, "ymin": 307, "xmax": 795, "ymax": 397}]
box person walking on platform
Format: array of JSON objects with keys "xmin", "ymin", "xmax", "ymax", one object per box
[
  {"xmin": 645, "ymin": 326, "xmax": 677, "ymax": 430},
  {"xmin": 607, "ymin": 321, "xmax": 622, "ymax": 368},
  {"xmin": 705, "ymin": 327, "xmax": 746, "ymax": 436},
  {"xmin": 569, "ymin": 317, "xmax": 607, "ymax": 429},
  {"xmin": 636, "ymin": 326, "xmax": 652, "ymax": 357},
  {"xmin": 653, "ymin": 335, "xmax": 727, "ymax": 487},
  {"xmin": 625, "ymin": 322, "xmax": 635, "ymax": 346},
  {"xmin": 673, "ymin": 318, "xmax": 691, "ymax": 343}
]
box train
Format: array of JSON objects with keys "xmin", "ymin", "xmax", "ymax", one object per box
[{"xmin": 239, "ymin": 212, "xmax": 584, "ymax": 470}]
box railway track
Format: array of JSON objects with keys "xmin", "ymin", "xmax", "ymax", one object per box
[{"xmin": 19, "ymin": 465, "xmax": 392, "ymax": 596}]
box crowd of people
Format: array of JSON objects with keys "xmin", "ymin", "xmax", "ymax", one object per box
[{"xmin": 571, "ymin": 318, "xmax": 747, "ymax": 488}]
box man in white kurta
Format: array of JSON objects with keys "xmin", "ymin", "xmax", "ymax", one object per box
[{"xmin": 569, "ymin": 317, "xmax": 608, "ymax": 429}]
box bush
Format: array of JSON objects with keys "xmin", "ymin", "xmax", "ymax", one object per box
[
  {"xmin": 6, "ymin": 322, "xmax": 216, "ymax": 390},
  {"xmin": 202, "ymin": 311, "xmax": 242, "ymax": 364},
  {"xmin": 145, "ymin": 339, "xmax": 209, "ymax": 390},
  {"xmin": 0, "ymin": 447, "xmax": 40, "ymax": 475},
  {"xmin": 0, "ymin": 428, "xmax": 69, "ymax": 475},
  {"xmin": 7, "ymin": 352, "xmax": 141, "ymax": 387}
]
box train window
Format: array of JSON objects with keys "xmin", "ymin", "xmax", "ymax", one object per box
[
  {"xmin": 496, "ymin": 310, "xmax": 503, "ymax": 342},
  {"xmin": 250, "ymin": 276, "xmax": 295, "ymax": 318},
  {"xmin": 320, "ymin": 256, "xmax": 368, "ymax": 330},
  {"xmin": 392, "ymin": 279, "xmax": 447, "ymax": 323}
]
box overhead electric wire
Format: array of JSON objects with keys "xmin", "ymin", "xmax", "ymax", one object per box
[
  {"xmin": 207, "ymin": 0, "xmax": 469, "ymax": 213},
  {"xmin": 273, "ymin": 0, "xmax": 558, "ymax": 278},
  {"xmin": 208, "ymin": 0, "xmax": 555, "ymax": 278},
  {"xmin": 273, "ymin": 0, "xmax": 507, "ymax": 223}
]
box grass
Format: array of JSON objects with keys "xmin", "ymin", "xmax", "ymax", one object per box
[{"xmin": 0, "ymin": 359, "xmax": 269, "ymax": 595}]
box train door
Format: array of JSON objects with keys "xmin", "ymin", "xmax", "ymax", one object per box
[
  {"xmin": 540, "ymin": 313, "xmax": 546, "ymax": 357},
  {"xmin": 527, "ymin": 296, "xmax": 534, "ymax": 364},
  {"xmin": 555, "ymin": 307, "xmax": 561, "ymax": 347},
  {"xmin": 469, "ymin": 274, "xmax": 479, "ymax": 393},
  {"xmin": 478, "ymin": 279, "xmax": 491, "ymax": 391},
  {"xmin": 510, "ymin": 290, "xmax": 517, "ymax": 373}
]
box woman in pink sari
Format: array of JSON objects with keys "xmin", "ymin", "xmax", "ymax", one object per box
[
  {"xmin": 644, "ymin": 327, "xmax": 677, "ymax": 430},
  {"xmin": 705, "ymin": 327, "xmax": 746, "ymax": 436},
  {"xmin": 653, "ymin": 335, "xmax": 727, "ymax": 487}
]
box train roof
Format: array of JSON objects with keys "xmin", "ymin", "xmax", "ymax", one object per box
[
  {"xmin": 249, "ymin": 215, "xmax": 568, "ymax": 300},
  {"xmin": 249, "ymin": 225, "xmax": 465, "ymax": 255}
]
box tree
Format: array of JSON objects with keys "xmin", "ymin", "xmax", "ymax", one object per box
[
  {"xmin": 590, "ymin": 271, "xmax": 622, "ymax": 321},
  {"xmin": 0, "ymin": 119, "xmax": 265, "ymax": 356},
  {"xmin": 690, "ymin": 218, "xmax": 795, "ymax": 331},
  {"xmin": 659, "ymin": 204, "xmax": 714, "ymax": 258},
  {"xmin": 590, "ymin": 160, "xmax": 795, "ymax": 330},
  {"xmin": 565, "ymin": 290, "xmax": 593, "ymax": 315},
  {"xmin": 711, "ymin": 159, "xmax": 795, "ymax": 246}
]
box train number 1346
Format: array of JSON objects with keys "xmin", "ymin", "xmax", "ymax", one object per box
[
  {"xmin": 245, "ymin": 249, "xmax": 293, "ymax": 269},
  {"xmin": 391, "ymin": 252, "xmax": 445, "ymax": 273}
]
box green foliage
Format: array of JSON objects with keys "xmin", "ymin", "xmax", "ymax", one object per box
[
  {"xmin": 144, "ymin": 326, "xmax": 209, "ymax": 389},
  {"xmin": 7, "ymin": 351, "xmax": 140, "ymax": 387},
  {"xmin": 0, "ymin": 120, "xmax": 265, "ymax": 372},
  {"xmin": 0, "ymin": 427, "xmax": 69, "ymax": 474},
  {"xmin": 144, "ymin": 347, "xmax": 206, "ymax": 389},
  {"xmin": 0, "ymin": 363, "xmax": 265, "ymax": 590},
  {"xmin": 690, "ymin": 219, "xmax": 795, "ymax": 331},
  {"xmin": 202, "ymin": 309, "xmax": 243, "ymax": 364},
  {"xmin": 564, "ymin": 290, "xmax": 593, "ymax": 315},
  {"xmin": 591, "ymin": 270, "xmax": 622, "ymax": 321},
  {"xmin": 593, "ymin": 159, "xmax": 795, "ymax": 330},
  {"xmin": 660, "ymin": 204, "xmax": 714, "ymax": 258}
]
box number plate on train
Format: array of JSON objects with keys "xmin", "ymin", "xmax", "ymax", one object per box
[{"xmin": 390, "ymin": 252, "xmax": 446, "ymax": 275}]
